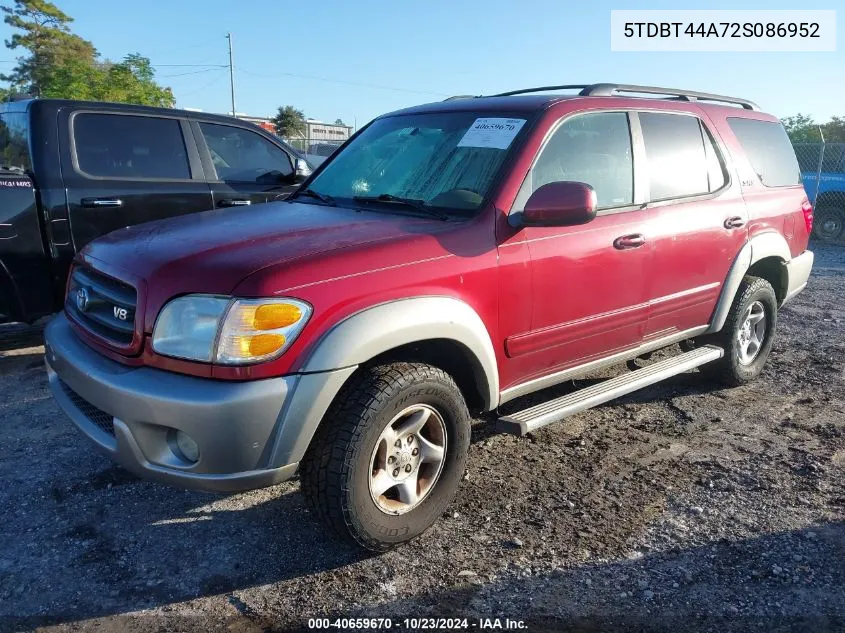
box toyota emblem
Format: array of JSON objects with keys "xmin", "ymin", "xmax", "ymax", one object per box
[{"xmin": 75, "ymin": 287, "xmax": 90, "ymax": 312}]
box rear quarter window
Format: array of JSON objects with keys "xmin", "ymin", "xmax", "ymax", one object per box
[
  {"xmin": 0, "ymin": 110, "xmax": 32, "ymax": 172},
  {"xmin": 727, "ymin": 118, "xmax": 801, "ymax": 187}
]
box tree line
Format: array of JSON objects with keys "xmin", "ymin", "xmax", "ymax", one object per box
[{"xmin": 783, "ymin": 114, "xmax": 845, "ymax": 144}]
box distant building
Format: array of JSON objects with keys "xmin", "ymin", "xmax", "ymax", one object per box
[
  {"xmin": 304, "ymin": 119, "xmax": 353, "ymax": 142},
  {"xmin": 235, "ymin": 114, "xmax": 276, "ymax": 134}
]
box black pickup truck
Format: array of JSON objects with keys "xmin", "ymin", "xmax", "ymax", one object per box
[{"xmin": 0, "ymin": 98, "xmax": 311, "ymax": 324}]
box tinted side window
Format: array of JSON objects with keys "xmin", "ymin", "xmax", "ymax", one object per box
[
  {"xmin": 199, "ymin": 123, "xmax": 293, "ymax": 183},
  {"xmin": 640, "ymin": 112, "xmax": 709, "ymax": 200},
  {"xmin": 516, "ymin": 112, "xmax": 633, "ymax": 211},
  {"xmin": 73, "ymin": 113, "xmax": 190, "ymax": 180},
  {"xmin": 727, "ymin": 118, "xmax": 801, "ymax": 187},
  {"xmin": 0, "ymin": 111, "xmax": 32, "ymax": 171}
]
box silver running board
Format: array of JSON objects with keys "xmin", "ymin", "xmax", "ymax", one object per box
[{"xmin": 498, "ymin": 345, "xmax": 724, "ymax": 436}]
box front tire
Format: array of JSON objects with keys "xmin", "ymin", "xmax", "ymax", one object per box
[
  {"xmin": 300, "ymin": 362, "xmax": 470, "ymax": 551},
  {"xmin": 698, "ymin": 276, "xmax": 778, "ymax": 387}
]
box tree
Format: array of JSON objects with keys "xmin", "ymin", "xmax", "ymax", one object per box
[
  {"xmin": 334, "ymin": 118, "xmax": 346, "ymax": 126},
  {"xmin": 272, "ymin": 105, "xmax": 306, "ymax": 138},
  {"xmin": 782, "ymin": 113, "xmax": 821, "ymax": 143},
  {"xmin": 1, "ymin": 0, "xmax": 174, "ymax": 106},
  {"xmin": 820, "ymin": 116, "xmax": 845, "ymax": 143}
]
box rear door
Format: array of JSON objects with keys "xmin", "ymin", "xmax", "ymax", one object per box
[
  {"xmin": 638, "ymin": 110, "xmax": 748, "ymax": 338},
  {"xmin": 192, "ymin": 120, "xmax": 300, "ymax": 209},
  {"xmin": 61, "ymin": 109, "xmax": 214, "ymax": 250}
]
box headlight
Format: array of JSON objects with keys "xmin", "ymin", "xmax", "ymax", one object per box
[{"xmin": 152, "ymin": 295, "xmax": 311, "ymax": 364}]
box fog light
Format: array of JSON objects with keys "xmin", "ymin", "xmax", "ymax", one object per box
[{"xmin": 174, "ymin": 430, "xmax": 199, "ymax": 463}]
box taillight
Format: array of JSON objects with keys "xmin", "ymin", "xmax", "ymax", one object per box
[{"xmin": 802, "ymin": 199, "xmax": 813, "ymax": 234}]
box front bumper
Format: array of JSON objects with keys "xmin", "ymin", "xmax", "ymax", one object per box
[{"xmin": 44, "ymin": 313, "xmax": 354, "ymax": 493}]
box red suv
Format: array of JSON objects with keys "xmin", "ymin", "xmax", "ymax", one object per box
[{"xmin": 44, "ymin": 83, "xmax": 814, "ymax": 550}]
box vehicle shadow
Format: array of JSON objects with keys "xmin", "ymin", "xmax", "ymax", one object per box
[{"xmin": 347, "ymin": 520, "xmax": 845, "ymax": 633}]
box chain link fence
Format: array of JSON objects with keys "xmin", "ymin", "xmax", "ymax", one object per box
[
  {"xmin": 793, "ymin": 142, "xmax": 845, "ymax": 243},
  {"xmin": 283, "ymin": 138, "xmax": 345, "ymax": 167}
]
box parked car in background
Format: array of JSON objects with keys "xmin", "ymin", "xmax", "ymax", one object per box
[
  {"xmin": 304, "ymin": 141, "xmax": 343, "ymax": 167},
  {"xmin": 45, "ymin": 83, "xmax": 813, "ymax": 551},
  {"xmin": 796, "ymin": 142, "xmax": 845, "ymax": 242},
  {"xmin": 0, "ymin": 99, "xmax": 311, "ymax": 324}
]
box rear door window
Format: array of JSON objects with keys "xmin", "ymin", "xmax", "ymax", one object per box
[
  {"xmin": 727, "ymin": 117, "xmax": 801, "ymax": 187},
  {"xmin": 639, "ymin": 112, "xmax": 714, "ymax": 201},
  {"xmin": 198, "ymin": 123, "xmax": 293, "ymax": 183},
  {"xmin": 73, "ymin": 113, "xmax": 191, "ymax": 180},
  {"xmin": 0, "ymin": 110, "xmax": 32, "ymax": 172},
  {"xmin": 514, "ymin": 111, "xmax": 634, "ymax": 211}
]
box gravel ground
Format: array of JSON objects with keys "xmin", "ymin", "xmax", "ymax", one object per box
[{"xmin": 1, "ymin": 244, "xmax": 843, "ymax": 633}]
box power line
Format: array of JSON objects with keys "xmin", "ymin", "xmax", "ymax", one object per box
[
  {"xmin": 159, "ymin": 67, "xmax": 226, "ymax": 78},
  {"xmin": 237, "ymin": 67, "xmax": 448, "ymax": 97},
  {"xmin": 176, "ymin": 72, "xmax": 228, "ymax": 99}
]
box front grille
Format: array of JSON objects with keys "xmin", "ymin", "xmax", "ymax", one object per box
[
  {"xmin": 58, "ymin": 380, "xmax": 114, "ymax": 437},
  {"xmin": 65, "ymin": 265, "xmax": 137, "ymax": 346}
]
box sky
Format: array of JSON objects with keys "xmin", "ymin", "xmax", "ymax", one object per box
[{"xmin": 0, "ymin": 0, "xmax": 843, "ymax": 127}]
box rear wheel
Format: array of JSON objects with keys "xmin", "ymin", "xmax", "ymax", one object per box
[
  {"xmin": 300, "ymin": 362, "xmax": 470, "ymax": 551},
  {"xmin": 813, "ymin": 205, "xmax": 845, "ymax": 242},
  {"xmin": 698, "ymin": 276, "xmax": 778, "ymax": 387}
]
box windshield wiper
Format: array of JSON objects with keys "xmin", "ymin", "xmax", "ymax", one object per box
[
  {"xmin": 353, "ymin": 194, "xmax": 449, "ymax": 220},
  {"xmin": 292, "ymin": 188, "xmax": 336, "ymax": 206}
]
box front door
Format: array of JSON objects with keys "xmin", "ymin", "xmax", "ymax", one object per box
[
  {"xmin": 62, "ymin": 110, "xmax": 214, "ymax": 251},
  {"xmin": 193, "ymin": 121, "xmax": 300, "ymax": 210},
  {"xmin": 501, "ymin": 110, "xmax": 652, "ymax": 387}
]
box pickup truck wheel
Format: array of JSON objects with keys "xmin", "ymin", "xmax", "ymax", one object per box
[
  {"xmin": 812, "ymin": 205, "xmax": 844, "ymax": 242},
  {"xmin": 699, "ymin": 276, "xmax": 778, "ymax": 387},
  {"xmin": 300, "ymin": 362, "xmax": 470, "ymax": 551}
]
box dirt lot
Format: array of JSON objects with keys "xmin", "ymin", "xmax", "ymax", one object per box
[{"xmin": 1, "ymin": 244, "xmax": 844, "ymax": 633}]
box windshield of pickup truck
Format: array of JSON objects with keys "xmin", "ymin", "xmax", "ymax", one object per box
[
  {"xmin": 0, "ymin": 111, "xmax": 32, "ymax": 173},
  {"xmin": 296, "ymin": 112, "xmax": 530, "ymax": 215}
]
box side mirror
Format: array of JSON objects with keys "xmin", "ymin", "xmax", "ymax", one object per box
[
  {"xmin": 293, "ymin": 158, "xmax": 312, "ymax": 183},
  {"xmin": 521, "ymin": 181, "xmax": 598, "ymax": 227}
]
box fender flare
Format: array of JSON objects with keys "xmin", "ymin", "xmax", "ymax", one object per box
[
  {"xmin": 267, "ymin": 297, "xmax": 500, "ymax": 467},
  {"xmin": 302, "ymin": 296, "xmax": 499, "ymax": 409},
  {"xmin": 706, "ymin": 232, "xmax": 792, "ymax": 334}
]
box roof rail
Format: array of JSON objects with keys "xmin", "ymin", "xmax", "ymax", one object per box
[
  {"xmin": 490, "ymin": 83, "xmax": 759, "ymax": 111},
  {"xmin": 442, "ymin": 95, "xmax": 478, "ymax": 101}
]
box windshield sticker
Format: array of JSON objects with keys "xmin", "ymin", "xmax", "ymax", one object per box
[
  {"xmin": 0, "ymin": 179, "xmax": 32, "ymax": 188},
  {"xmin": 457, "ymin": 118, "xmax": 527, "ymax": 150}
]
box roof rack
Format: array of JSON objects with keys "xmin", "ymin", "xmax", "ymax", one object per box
[
  {"xmin": 442, "ymin": 94, "xmax": 478, "ymax": 101},
  {"xmin": 491, "ymin": 83, "xmax": 759, "ymax": 111}
]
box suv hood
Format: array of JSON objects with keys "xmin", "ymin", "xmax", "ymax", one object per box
[{"xmin": 79, "ymin": 201, "xmax": 449, "ymax": 324}]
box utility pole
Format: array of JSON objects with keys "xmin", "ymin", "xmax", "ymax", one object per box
[{"xmin": 227, "ymin": 32, "xmax": 236, "ymax": 117}]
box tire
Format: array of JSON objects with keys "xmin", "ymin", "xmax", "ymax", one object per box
[
  {"xmin": 698, "ymin": 276, "xmax": 778, "ymax": 387},
  {"xmin": 300, "ymin": 362, "xmax": 471, "ymax": 551},
  {"xmin": 812, "ymin": 205, "xmax": 845, "ymax": 242}
]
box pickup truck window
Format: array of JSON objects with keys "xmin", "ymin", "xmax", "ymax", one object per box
[
  {"xmin": 198, "ymin": 123, "xmax": 293, "ymax": 183},
  {"xmin": 73, "ymin": 113, "xmax": 191, "ymax": 180},
  {"xmin": 304, "ymin": 112, "xmax": 529, "ymax": 214},
  {"xmin": 0, "ymin": 111, "xmax": 32, "ymax": 172},
  {"xmin": 727, "ymin": 117, "xmax": 801, "ymax": 188}
]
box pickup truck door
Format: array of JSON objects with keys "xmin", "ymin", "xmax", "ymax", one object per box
[
  {"xmin": 191, "ymin": 120, "xmax": 301, "ymax": 210},
  {"xmin": 498, "ymin": 111, "xmax": 651, "ymax": 390},
  {"xmin": 60, "ymin": 109, "xmax": 214, "ymax": 251}
]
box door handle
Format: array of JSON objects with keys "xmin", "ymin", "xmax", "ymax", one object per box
[
  {"xmin": 218, "ymin": 198, "xmax": 252, "ymax": 207},
  {"xmin": 81, "ymin": 198, "xmax": 123, "ymax": 208},
  {"xmin": 613, "ymin": 233, "xmax": 646, "ymax": 250},
  {"xmin": 724, "ymin": 216, "xmax": 746, "ymax": 229}
]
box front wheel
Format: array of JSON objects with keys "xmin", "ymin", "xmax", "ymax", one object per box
[
  {"xmin": 698, "ymin": 276, "xmax": 778, "ymax": 387},
  {"xmin": 300, "ymin": 362, "xmax": 470, "ymax": 551}
]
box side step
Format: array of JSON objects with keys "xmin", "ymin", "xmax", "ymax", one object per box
[{"xmin": 498, "ymin": 345, "xmax": 723, "ymax": 436}]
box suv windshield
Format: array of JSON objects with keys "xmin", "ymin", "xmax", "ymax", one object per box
[{"xmin": 298, "ymin": 112, "xmax": 530, "ymax": 215}]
